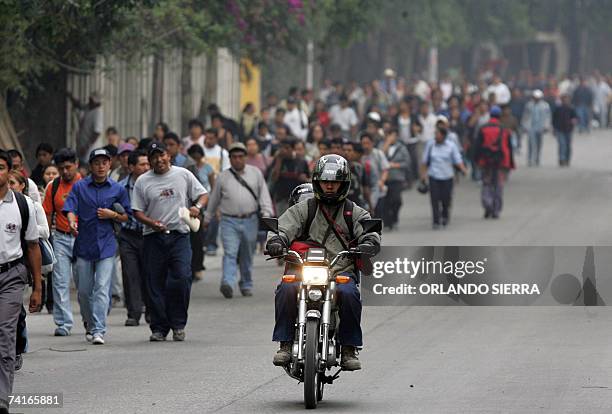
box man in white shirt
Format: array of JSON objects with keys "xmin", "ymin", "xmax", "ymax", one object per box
[
  {"xmin": 283, "ymin": 97, "xmax": 308, "ymax": 140},
  {"xmin": 329, "ymin": 94, "xmax": 359, "ymax": 137},
  {"xmin": 0, "ymin": 150, "xmax": 42, "ymax": 412},
  {"xmin": 486, "ymin": 75, "xmax": 511, "ymax": 106},
  {"xmin": 203, "ymin": 128, "xmax": 230, "ymax": 174}
]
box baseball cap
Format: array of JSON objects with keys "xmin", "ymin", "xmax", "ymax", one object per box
[
  {"xmin": 533, "ymin": 89, "xmax": 544, "ymax": 99},
  {"xmin": 148, "ymin": 141, "xmax": 166, "ymax": 157},
  {"xmin": 88, "ymin": 148, "xmax": 111, "ymax": 163},
  {"xmin": 228, "ymin": 142, "xmax": 247, "ymax": 154},
  {"xmin": 490, "ymin": 105, "xmax": 502, "ymax": 117},
  {"xmin": 118, "ymin": 143, "xmax": 135, "ymax": 155},
  {"xmin": 384, "ymin": 68, "xmax": 396, "ymax": 77},
  {"xmin": 286, "ymin": 96, "xmax": 297, "ymax": 104},
  {"xmin": 436, "ymin": 115, "xmax": 449, "ymax": 125}
]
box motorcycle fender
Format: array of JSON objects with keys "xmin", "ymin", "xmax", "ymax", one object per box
[{"xmin": 305, "ymin": 310, "xmax": 321, "ymax": 319}]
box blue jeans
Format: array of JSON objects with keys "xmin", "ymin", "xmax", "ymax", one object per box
[
  {"xmin": 273, "ymin": 277, "xmax": 363, "ymax": 347},
  {"xmin": 205, "ymin": 216, "xmax": 219, "ymax": 253},
  {"xmin": 575, "ymin": 105, "xmax": 590, "ymax": 132},
  {"xmin": 51, "ymin": 231, "xmax": 76, "ymax": 331},
  {"xmin": 220, "ymin": 215, "xmax": 258, "ymax": 291},
  {"xmin": 75, "ymin": 256, "xmax": 115, "ymax": 336},
  {"xmin": 143, "ymin": 232, "xmax": 192, "ymax": 335},
  {"xmin": 527, "ymin": 130, "xmax": 544, "ymax": 166},
  {"xmin": 555, "ymin": 130, "xmax": 572, "ymax": 163}
]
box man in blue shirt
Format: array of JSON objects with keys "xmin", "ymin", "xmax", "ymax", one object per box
[
  {"xmin": 63, "ymin": 148, "xmax": 131, "ymax": 345},
  {"xmin": 420, "ymin": 126, "xmax": 467, "ymax": 229}
]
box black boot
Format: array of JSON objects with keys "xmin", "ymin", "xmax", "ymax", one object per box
[
  {"xmin": 273, "ymin": 341, "xmax": 292, "ymax": 366},
  {"xmin": 341, "ymin": 346, "xmax": 362, "ymax": 371}
]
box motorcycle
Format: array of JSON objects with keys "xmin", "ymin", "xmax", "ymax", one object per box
[{"xmin": 263, "ymin": 217, "xmax": 381, "ymax": 409}]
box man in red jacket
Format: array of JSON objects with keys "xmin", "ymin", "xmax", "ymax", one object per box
[{"xmin": 474, "ymin": 106, "xmax": 515, "ymax": 219}]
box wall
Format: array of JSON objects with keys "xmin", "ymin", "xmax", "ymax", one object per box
[{"xmin": 66, "ymin": 48, "xmax": 240, "ymax": 146}]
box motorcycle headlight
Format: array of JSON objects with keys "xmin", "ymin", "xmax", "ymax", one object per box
[
  {"xmin": 302, "ymin": 266, "xmax": 329, "ymax": 285},
  {"xmin": 308, "ymin": 288, "xmax": 323, "ymax": 301}
]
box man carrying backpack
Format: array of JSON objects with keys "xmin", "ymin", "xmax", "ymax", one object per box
[
  {"xmin": 266, "ymin": 155, "xmax": 381, "ymax": 371},
  {"xmin": 0, "ymin": 150, "xmax": 42, "ymax": 414},
  {"xmin": 473, "ymin": 106, "xmax": 515, "ymax": 219}
]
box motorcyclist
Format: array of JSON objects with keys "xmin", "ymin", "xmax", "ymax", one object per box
[{"xmin": 266, "ymin": 155, "xmax": 381, "ymax": 371}]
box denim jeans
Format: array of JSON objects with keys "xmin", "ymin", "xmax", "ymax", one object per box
[
  {"xmin": 527, "ymin": 130, "xmax": 544, "ymax": 166},
  {"xmin": 51, "ymin": 231, "xmax": 76, "ymax": 332},
  {"xmin": 75, "ymin": 257, "xmax": 115, "ymax": 336},
  {"xmin": 143, "ymin": 232, "xmax": 192, "ymax": 335},
  {"xmin": 273, "ymin": 276, "xmax": 363, "ymax": 347},
  {"xmin": 220, "ymin": 215, "xmax": 258, "ymax": 291},
  {"xmin": 205, "ymin": 216, "xmax": 219, "ymax": 253},
  {"xmin": 555, "ymin": 130, "xmax": 572, "ymax": 163},
  {"xmin": 481, "ymin": 168, "xmax": 508, "ymax": 215},
  {"xmin": 575, "ymin": 105, "xmax": 590, "ymax": 132}
]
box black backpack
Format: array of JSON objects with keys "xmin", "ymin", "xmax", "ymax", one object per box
[{"xmin": 14, "ymin": 191, "xmax": 33, "ymax": 284}]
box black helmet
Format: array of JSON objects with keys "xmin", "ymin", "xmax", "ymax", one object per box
[
  {"xmin": 312, "ymin": 154, "xmax": 351, "ymax": 205},
  {"xmin": 289, "ymin": 183, "xmax": 314, "ymax": 207}
]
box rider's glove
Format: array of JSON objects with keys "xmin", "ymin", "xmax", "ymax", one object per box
[
  {"xmin": 266, "ymin": 237, "xmax": 285, "ymax": 256},
  {"xmin": 358, "ymin": 243, "xmax": 380, "ymax": 255}
]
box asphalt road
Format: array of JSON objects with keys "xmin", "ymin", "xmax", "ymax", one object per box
[{"xmin": 13, "ymin": 129, "xmax": 612, "ymax": 413}]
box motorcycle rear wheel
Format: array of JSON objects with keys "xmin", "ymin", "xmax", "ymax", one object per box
[{"xmin": 304, "ymin": 319, "xmax": 319, "ymax": 409}]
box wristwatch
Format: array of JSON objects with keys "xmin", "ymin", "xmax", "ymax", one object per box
[{"xmin": 194, "ymin": 202, "xmax": 203, "ymax": 210}]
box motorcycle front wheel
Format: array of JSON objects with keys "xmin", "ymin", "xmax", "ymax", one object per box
[{"xmin": 304, "ymin": 319, "xmax": 320, "ymax": 409}]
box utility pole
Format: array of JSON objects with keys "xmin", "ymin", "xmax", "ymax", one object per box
[
  {"xmin": 428, "ymin": 35, "xmax": 438, "ymax": 84},
  {"xmin": 306, "ymin": 40, "xmax": 314, "ymax": 90}
]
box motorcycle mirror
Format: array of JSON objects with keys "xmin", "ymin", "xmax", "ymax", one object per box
[
  {"xmin": 260, "ymin": 217, "xmax": 279, "ymax": 233},
  {"xmin": 360, "ymin": 218, "xmax": 382, "ymax": 234}
]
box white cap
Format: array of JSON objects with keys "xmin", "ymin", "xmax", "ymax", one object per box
[
  {"xmin": 436, "ymin": 115, "xmax": 449, "ymax": 125},
  {"xmin": 384, "ymin": 68, "xmax": 396, "ymax": 77},
  {"xmin": 178, "ymin": 207, "xmax": 201, "ymax": 232},
  {"xmin": 367, "ymin": 112, "xmax": 381, "ymax": 123},
  {"xmin": 533, "ymin": 89, "xmax": 544, "ymax": 99}
]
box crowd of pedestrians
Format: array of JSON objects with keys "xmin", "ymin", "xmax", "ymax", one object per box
[{"xmin": 0, "ymin": 67, "xmax": 610, "ymax": 412}]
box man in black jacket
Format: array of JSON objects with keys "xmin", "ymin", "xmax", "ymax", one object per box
[{"xmin": 552, "ymin": 95, "xmax": 578, "ymax": 167}]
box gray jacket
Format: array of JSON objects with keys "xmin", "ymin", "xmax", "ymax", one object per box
[
  {"xmin": 385, "ymin": 143, "xmax": 411, "ymax": 182},
  {"xmin": 269, "ymin": 200, "xmax": 381, "ymax": 276}
]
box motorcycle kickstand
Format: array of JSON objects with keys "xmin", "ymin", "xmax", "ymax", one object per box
[{"xmin": 323, "ymin": 368, "xmax": 342, "ymax": 384}]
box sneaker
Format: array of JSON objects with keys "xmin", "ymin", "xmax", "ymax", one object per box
[
  {"xmin": 172, "ymin": 329, "xmax": 185, "ymax": 342},
  {"xmin": 85, "ymin": 332, "xmax": 94, "ymax": 342},
  {"xmin": 491, "ymin": 212, "xmax": 500, "ymax": 219},
  {"xmin": 92, "ymin": 334, "xmax": 105, "ymax": 345},
  {"xmin": 240, "ymin": 289, "xmax": 253, "ymax": 297},
  {"xmin": 432, "ymin": 223, "xmax": 441, "ymax": 230},
  {"xmin": 54, "ymin": 327, "xmax": 70, "ymax": 337},
  {"xmin": 273, "ymin": 342, "xmax": 292, "ymax": 366},
  {"xmin": 220, "ymin": 284, "xmax": 233, "ymax": 299},
  {"xmin": 15, "ymin": 354, "xmax": 23, "ymax": 371},
  {"xmin": 484, "ymin": 210, "xmax": 492, "ymax": 219},
  {"xmin": 125, "ymin": 318, "xmax": 139, "ymax": 327},
  {"xmin": 341, "ymin": 346, "xmax": 362, "ymax": 371},
  {"xmin": 206, "ymin": 250, "xmax": 217, "ymax": 257},
  {"xmin": 149, "ymin": 332, "xmax": 167, "ymax": 342}
]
